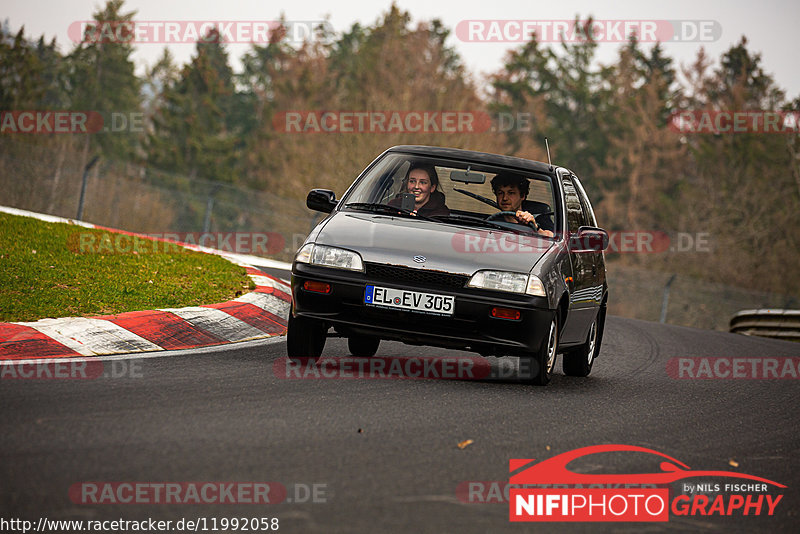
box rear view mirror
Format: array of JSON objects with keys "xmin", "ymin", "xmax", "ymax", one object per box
[
  {"xmin": 450, "ymin": 170, "xmax": 486, "ymax": 184},
  {"xmin": 307, "ymin": 189, "xmax": 338, "ymax": 213}
]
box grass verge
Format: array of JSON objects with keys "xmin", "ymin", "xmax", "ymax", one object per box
[{"xmin": 0, "ymin": 212, "xmax": 255, "ymax": 322}]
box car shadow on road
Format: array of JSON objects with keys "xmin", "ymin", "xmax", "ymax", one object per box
[{"xmin": 275, "ymin": 354, "xmax": 612, "ymax": 390}]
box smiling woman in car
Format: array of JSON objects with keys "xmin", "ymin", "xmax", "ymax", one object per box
[{"xmin": 387, "ymin": 163, "xmax": 450, "ymax": 217}]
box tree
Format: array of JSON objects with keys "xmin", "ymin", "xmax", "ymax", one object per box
[
  {"xmin": 0, "ymin": 26, "xmax": 61, "ymax": 110},
  {"xmin": 593, "ymin": 39, "xmax": 685, "ymax": 231},
  {"xmin": 237, "ymin": 19, "xmax": 297, "ymax": 182},
  {"xmin": 674, "ymin": 38, "xmax": 800, "ymax": 294},
  {"xmin": 489, "ymin": 18, "xmax": 612, "ymax": 179},
  {"xmin": 66, "ymin": 0, "xmax": 142, "ymax": 162},
  {"xmin": 243, "ymin": 3, "xmax": 501, "ymax": 198},
  {"xmin": 147, "ymin": 27, "xmax": 240, "ymax": 183}
]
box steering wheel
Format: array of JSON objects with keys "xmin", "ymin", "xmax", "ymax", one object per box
[
  {"xmin": 533, "ymin": 210, "xmax": 555, "ymax": 226},
  {"xmin": 486, "ymin": 211, "xmax": 539, "ymax": 230}
]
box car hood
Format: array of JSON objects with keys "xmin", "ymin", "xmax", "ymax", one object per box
[{"xmin": 315, "ymin": 212, "xmax": 552, "ymax": 275}]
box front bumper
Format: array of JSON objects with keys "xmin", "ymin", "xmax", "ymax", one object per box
[{"xmin": 292, "ymin": 263, "xmax": 553, "ymax": 356}]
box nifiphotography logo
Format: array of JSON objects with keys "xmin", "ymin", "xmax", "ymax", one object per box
[{"xmin": 508, "ymin": 444, "xmax": 785, "ymax": 522}]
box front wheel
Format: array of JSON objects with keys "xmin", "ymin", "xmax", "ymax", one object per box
[
  {"xmin": 286, "ymin": 308, "xmax": 327, "ymax": 359},
  {"xmin": 521, "ymin": 315, "xmax": 558, "ymax": 386},
  {"xmin": 562, "ymin": 311, "xmax": 603, "ymax": 377}
]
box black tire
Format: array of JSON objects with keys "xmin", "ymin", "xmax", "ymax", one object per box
[
  {"xmin": 562, "ymin": 308, "xmax": 604, "ymax": 377},
  {"xmin": 286, "ymin": 308, "xmax": 327, "ymax": 359},
  {"xmin": 521, "ymin": 315, "xmax": 558, "ymax": 386},
  {"xmin": 348, "ymin": 335, "xmax": 380, "ymax": 357}
]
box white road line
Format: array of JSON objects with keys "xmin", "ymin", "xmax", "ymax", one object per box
[
  {"xmin": 0, "ymin": 336, "xmax": 287, "ymax": 366},
  {"xmin": 159, "ymin": 306, "xmax": 268, "ymax": 342},
  {"xmin": 222, "ymin": 252, "xmax": 292, "ymax": 270},
  {"xmin": 16, "ymin": 317, "xmax": 162, "ymax": 356},
  {"xmin": 0, "ymin": 206, "xmax": 96, "ymax": 228},
  {"xmin": 235, "ymin": 292, "xmax": 291, "ymax": 319},
  {"xmin": 249, "ymin": 275, "xmax": 291, "ymax": 291}
]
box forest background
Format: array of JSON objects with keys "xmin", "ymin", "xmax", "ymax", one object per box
[{"xmin": 2, "ymin": 0, "xmax": 799, "ymax": 328}]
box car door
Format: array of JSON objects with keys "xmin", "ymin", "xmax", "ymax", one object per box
[
  {"xmin": 559, "ymin": 173, "xmax": 594, "ymax": 344},
  {"xmin": 572, "ymin": 173, "xmax": 606, "ymax": 306}
]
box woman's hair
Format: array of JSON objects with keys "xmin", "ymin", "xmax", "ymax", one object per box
[{"xmin": 405, "ymin": 163, "xmax": 440, "ymax": 191}]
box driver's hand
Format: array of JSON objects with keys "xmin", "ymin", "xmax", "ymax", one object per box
[
  {"xmin": 516, "ymin": 210, "xmax": 553, "ymax": 237},
  {"xmin": 515, "ymin": 210, "xmax": 537, "ymax": 226}
]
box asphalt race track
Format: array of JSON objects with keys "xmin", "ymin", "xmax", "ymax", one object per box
[{"xmin": 2, "ymin": 314, "xmax": 799, "ymax": 533}]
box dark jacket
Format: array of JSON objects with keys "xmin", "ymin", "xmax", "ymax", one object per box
[
  {"xmin": 388, "ymin": 191, "xmax": 450, "ymax": 217},
  {"xmin": 522, "ymin": 200, "xmax": 554, "ymax": 232}
]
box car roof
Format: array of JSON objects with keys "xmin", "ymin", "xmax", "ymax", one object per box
[{"xmin": 386, "ymin": 145, "xmax": 560, "ymax": 176}]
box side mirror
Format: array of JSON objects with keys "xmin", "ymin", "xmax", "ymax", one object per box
[
  {"xmin": 307, "ymin": 189, "xmax": 338, "ymax": 213},
  {"xmin": 569, "ymin": 227, "xmax": 609, "ymax": 252}
]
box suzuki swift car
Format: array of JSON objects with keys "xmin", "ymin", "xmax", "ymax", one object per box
[{"xmin": 288, "ymin": 145, "xmax": 609, "ymax": 385}]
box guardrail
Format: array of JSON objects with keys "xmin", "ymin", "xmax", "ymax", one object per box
[{"xmin": 729, "ymin": 309, "xmax": 800, "ymax": 342}]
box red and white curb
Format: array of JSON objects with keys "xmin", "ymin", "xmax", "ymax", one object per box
[{"xmin": 0, "ymin": 207, "xmax": 292, "ymax": 361}]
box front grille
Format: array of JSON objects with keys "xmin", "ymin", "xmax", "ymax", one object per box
[{"xmin": 364, "ymin": 263, "xmax": 469, "ymax": 290}]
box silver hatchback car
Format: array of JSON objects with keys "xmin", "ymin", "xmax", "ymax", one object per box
[{"xmin": 288, "ymin": 145, "xmax": 609, "ymax": 385}]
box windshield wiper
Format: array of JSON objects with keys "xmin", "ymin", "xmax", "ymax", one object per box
[
  {"xmin": 429, "ymin": 213, "xmax": 515, "ymax": 232},
  {"xmin": 343, "ymin": 202, "xmax": 436, "ymax": 222},
  {"xmin": 453, "ymin": 188, "xmax": 500, "ymax": 209}
]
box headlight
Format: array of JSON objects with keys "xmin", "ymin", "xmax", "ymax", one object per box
[
  {"xmin": 467, "ymin": 270, "xmax": 546, "ymax": 297},
  {"xmin": 525, "ymin": 274, "xmax": 546, "ymax": 297},
  {"xmin": 294, "ymin": 243, "xmax": 364, "ymax": 272}
]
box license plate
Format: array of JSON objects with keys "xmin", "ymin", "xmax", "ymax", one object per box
[{"xmin": 364, "ymin": 285, "xmax": 454, "ymax": 316}]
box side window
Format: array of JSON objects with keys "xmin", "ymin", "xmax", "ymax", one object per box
[
  {"xmin": 387, "ymin": 161, "xmax": 410, "ymax": 199},
  {"xmin": 571, "ymin": 175, "xmax": 597, "ymax": 227},
  {"xmin": 373, "ymin": 161, "xmax": 409, "ymax": 203},
  {"xmin": 561, "ymin": 174, "xmax": 587, "ymax": 234}
]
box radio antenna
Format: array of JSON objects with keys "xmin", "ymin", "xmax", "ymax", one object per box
[{"xmin": 544, "ymin": 137, "xmax": 553, "ymax": 170}]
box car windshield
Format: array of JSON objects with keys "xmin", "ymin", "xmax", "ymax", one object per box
[{"xmin": 340, "ymin": 152, "xmax": 558, "ymax": 237}]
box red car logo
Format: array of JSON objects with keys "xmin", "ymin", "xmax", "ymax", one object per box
[{"xmin": 510, "ymin": 444, "xmax": 786, "ymax": 487}]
